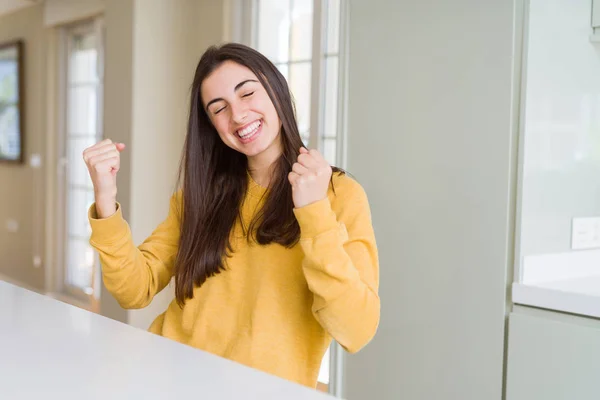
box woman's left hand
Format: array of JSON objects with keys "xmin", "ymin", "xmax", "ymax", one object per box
[{"xmin": 288, "ymin": 148, "xmax": 333, "ymax": 208}]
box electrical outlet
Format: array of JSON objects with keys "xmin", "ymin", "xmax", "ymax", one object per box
[
  {"xmin": 571, "ymin": 217, "xmax": 600, "ymax": 250},
  {"xmin": 30, "ymin": 153, "xmax": 41, "ymax": 168}
]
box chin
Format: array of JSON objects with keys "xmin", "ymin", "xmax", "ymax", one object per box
[{"xmin": 242, "ymin": 144, "xmax": 269, "ymax": 157}]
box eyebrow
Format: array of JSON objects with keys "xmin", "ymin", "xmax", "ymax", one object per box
[{"xmin": 205, "ymin": 79, "xmax": 259, "ymax": 110}]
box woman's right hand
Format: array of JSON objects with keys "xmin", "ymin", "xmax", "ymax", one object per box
[{"xmin": 83, "ymin": 139, "xmax": 126, "ymax": 218}]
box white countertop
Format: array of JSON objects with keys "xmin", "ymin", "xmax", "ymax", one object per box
[
  {"xmin": 0, "ymin": 280, "xmax": 335, "ymax": 400},
  {"xmin": 513, "ymin": 278, "xmax": 600, "ymax": 319}
]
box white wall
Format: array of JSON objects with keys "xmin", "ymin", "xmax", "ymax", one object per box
[
  {"xmin": 101, "ymin": 0, "xmax": 135, "ymax": 324},
  {"xmin": 0, "ymin": 4, "xmax": 48, "ymax": 291},
  {"xmin": 343, "ymin": 1, "xmax": 515, "ymax": 399},
  {"xmin": 520, "ymin": 0, "xmax": 600, "ymax": 258}
]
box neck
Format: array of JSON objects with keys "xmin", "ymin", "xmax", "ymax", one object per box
[{"xmin": 247, "ymin": 138, "xmax": 282, "ymax": 188}]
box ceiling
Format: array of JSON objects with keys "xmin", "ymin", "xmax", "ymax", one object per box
[{"xmin": 0, "ymin": 0, "xmax": 40, "ymax": 18}]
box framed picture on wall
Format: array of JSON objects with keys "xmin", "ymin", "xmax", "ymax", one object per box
[{"xmin": 0, "ymin": 40, "xmax": 24, "ymax": 164}]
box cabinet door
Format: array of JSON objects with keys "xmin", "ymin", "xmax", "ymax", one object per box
[{"xmin": 506, "ymin": 309, "xmax": 600, "ymax": 400}]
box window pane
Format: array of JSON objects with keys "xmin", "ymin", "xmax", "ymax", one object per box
[
  {"xmin": 324, "ymin": 56, "xmax": 339, "ymax": 138},
  {"xmin": 289, "ymin": 62, "xmax": 312, "ymax": 133},
  {"xmin": 0, "ymin": 105, "xmax": 20, "ymax": 160},
  {"xmin": 318, "ymin": 346, "xmax": 330, "ymax": 384},
  {"xmin": 257, "ymin": 0, "xmax": 291, "ymax": 63},
  {"xmin": 67, "ymin": 188, "xmax": 95, "ymax": 237},
  {"xmin": 326, "ymin": 0, "xmax": 340, "ymax": 53},
  {"xmin": 323, "ymin": 138, "xmax": 336, "ymax": 165},
  {"xmin": 72, "ymin": 31, "xmax": 96, "ymax": 53},
  {"xmin": 300, "ymin": 131, "xmax": 310, "ymax": 146},
  {"xmin": 66, "ymin": 238, "xmax": 94, "ymax": 290},
  {"xmin": 0, "ymin": 54, "xmax": 18, "ymax": 102},
  {"xmin": 68, "ymin": 137, "xmax": 97, "ymax": 187},
  {"xmin": 276, "ymin": 63, "xmax": 289, "ymax": 82},
  {"xmin": 69, "ymin": 33, "xmax": 97, "ymax": 83},
  {"xmin": 291, "ymin": 0, "xmax": 313, "ymax": 61},
  {"xmin": 68, "ymin": 86, "xmax": 97, "ymax": 134},
  {"xmin": 63, "ymin": 24, "xmax": 101, "ymax": 299}
]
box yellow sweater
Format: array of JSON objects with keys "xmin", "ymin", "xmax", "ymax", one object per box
[{"xmin": 88, "ymin": 173, "xmax": 380, "ymax": 387}]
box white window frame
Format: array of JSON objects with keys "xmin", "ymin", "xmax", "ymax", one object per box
[
  {"xmin": 226, "ymin": 1, "xmax": 350, "ymax": 397},
  {"xmin": 54, "ymin": 17, "xmax": 104, "ymax": 310}
]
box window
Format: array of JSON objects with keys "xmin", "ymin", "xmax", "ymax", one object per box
[
  {"xmin": 57, "ymin": 19, "xmax": 104, "ymax": 306},
  {"xmin": 253, "ymin": 0, "xmax": 346, "ymax": 167},
  {"xmin": 247, "ymin": 0, "xmax": 348, "ymax": 394},
  {"xmin": 320, "ymin": 0, "xmax": 341, "ymax": 165},
  {"xmin": 257, "ymin": 0, "xmax": 312, "ymax": 143}
]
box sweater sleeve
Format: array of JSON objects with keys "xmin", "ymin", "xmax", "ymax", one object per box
[
  {"xmin": 292, "ymin": 180, "xmax": 380, "ymax": 353},
  {"xmin": 88, "ymin": 193, "xmax": 181, "ymax": 309}
]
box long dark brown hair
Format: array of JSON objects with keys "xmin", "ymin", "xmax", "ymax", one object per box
[{"xmin": 174, "ymin": 43, "xmax": 341, "ymax": 305}]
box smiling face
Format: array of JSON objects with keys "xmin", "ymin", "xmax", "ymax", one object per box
[{"xmin": 201, "ymin": 60, "xmax": 283, "ymax": 167}]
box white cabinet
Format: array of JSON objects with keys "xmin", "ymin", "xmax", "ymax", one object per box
[{"xmin": 506, "ymin": 307, "xmax": 600, "ymax": 400}]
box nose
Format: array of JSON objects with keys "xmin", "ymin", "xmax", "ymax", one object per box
[{"xmin": 231, "ymin": 101, "xmax": 248, "ymax": 125}]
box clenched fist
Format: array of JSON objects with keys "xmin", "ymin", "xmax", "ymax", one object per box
[
  {"xmin": 82, "ymin": 139, "xmax": 126, "ymax": 218},
  {"xmin": 288, "ymin": 148, "xmax": 332, "ymax": 208}
]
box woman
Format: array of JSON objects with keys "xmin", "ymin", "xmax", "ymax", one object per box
[{"xmin": 83, "ymin": 43, "xmax": 379, "ymax": 388}]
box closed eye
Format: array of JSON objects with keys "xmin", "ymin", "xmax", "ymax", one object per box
[
  {"xmin": 214, "ymin": 105, "xmax": 227, "ymax": 115},
  {"xmin": 242, "ymin": 91, "xmax": 255, "ymax": 98}
]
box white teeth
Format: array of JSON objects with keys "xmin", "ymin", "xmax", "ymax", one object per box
[{"xmin": 237, "ymin": 121, "xmax": 261, "ymax": 138}]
